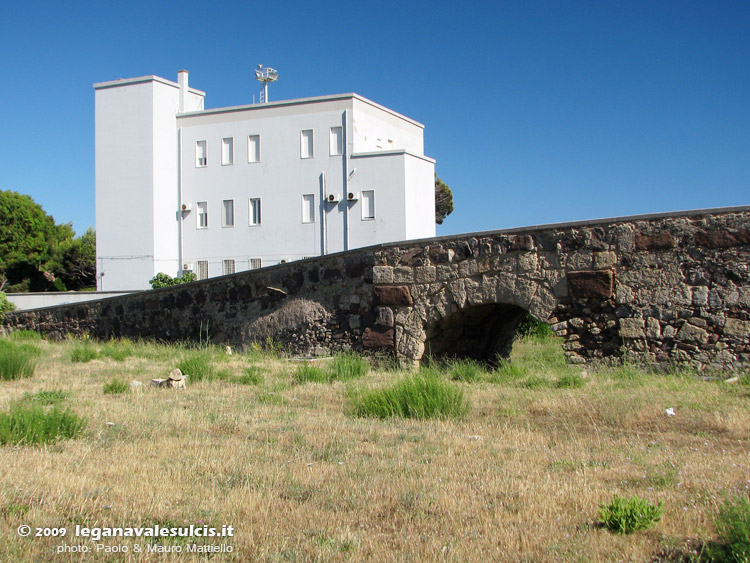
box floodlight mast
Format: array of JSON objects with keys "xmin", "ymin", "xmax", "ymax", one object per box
[{"xmin": 255, "ymin": 64, "xmax": 279, "ymax": 103}]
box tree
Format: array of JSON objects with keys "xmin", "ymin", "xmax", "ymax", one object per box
[
  {"xmin": 0, "ymin": 190, "xmax": 95, "ymax": 292},
  {"xmin": 435, "ymin": 177, "xmax": 454, "ymax": 225}
]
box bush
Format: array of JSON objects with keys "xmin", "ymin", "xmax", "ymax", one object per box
[
  {"xmin": 449, "ymin": 359, "xmax": 485, "ymax": 382},
  {"xmin": 103, "ymin": 378, "xmax": 129, "ymax": 395},
  {"xmin": 0, "ymin": 403, "xmax": 86, "ymax": 446},
  {"xmin": 0, "ymin": 341, "xmax": 37, "ymax": 380},
  {"xmin": 328, "ymin": 352, "xmax": 369, "ymax": 381},
  {"xmin": 705, "ymin": 493, "xmax": 750, "ymax": 562},
  {"xmin": 70, "ymin": 344, "xmax": 98, "ymax": 363},
  {"xmin": 598, "ymin": 494, "xmax": 663, "ymax": 534},
  {"xmin": 0, "ymin": 292, "xmax": 15, "ymax": 319},
  {"xmin": 348, "ymin": 372, "xmax": 468, "ymax": 420},
  {"xmin": 149, "ymin": 272, "xmax": 197, "ymax": 289},
  {"xmin": 293, "ymin": 364, "xmax": 330, "ymax": 384},
  {"xmin": 516, "ymin": 314, "xmax": 553, "ymax": 339},
  {"xmin": 177, "ymin": 352, "xmax": 215, "ymax": 381}
]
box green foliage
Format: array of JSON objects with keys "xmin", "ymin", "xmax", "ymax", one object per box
[
  {"xmin": 516, "ymin": 314, "xmax": 553, "ymax": 339},
  {"xmin": 9, "ymin": 330, "xmax": 41, "ymax": 341},
  {"xmin": 0, "ymin": 292, "xmax": 15, "ymax": 318},
  {"xmin": 176, "ymin": 352, "xmax": 215, "ymax": 381},
  {"xmin": 103, "ymin": 378, "xmax": 129, "ymax": 395},
  {"xmin": 520, "ymin": 374, "xmax": 552, "ymax": 389},
  {"xmin": 70, "ymin": 344, "xmax": 98, "ymax": 363},
  {"xmin": 293, "ymin": 364, "xmax": 330, "ymax": 384},
  {"xmin": 21, "ymin": 390, "xmax": 69, "ymax": 406},
  {"xmin": 149, "ymin": 272, "xmax": 198, "ymax": 289},
  {"xmin": 234, "ymin": 367, "xmax": 264, "ymax": 385},
  {"xmin": 491, "ymin": 360, "xmax": 528, "ymax": 383},
  {"xmin": 99, "ymin": 340, "xmax": 133, "ymax": 362},
  {"xmin": 0, "ymin": 403, "xmax": 86, "ymax": 446},
  {"xmin": 348, "ymin": 371, "xmax": 469, "ymax": 420},
  {"xmin": 0, "ymin": 341, "xmax": 37, "ymax": 380},
  {"xmin": 434, "ymin": 177, "xmax": 454, "ymax": 225},
  {"xmin": 705, "ymin": 493, "xmax": 750, "ymax": 562},
  {"xmin": 53, "ymin": 227, "xmax": 96, "ymax": 291},
  {"xmin": 328, "ymin": 352, "xmax": 369, "ymax": 381},
  {"xmin": 556, "ymin": 373, "xmax": 586, "ymax": 389},
  {"xmin": 598, "ymin": 494, "xmax": 663, "ymax": 534},
  {"xmin": 448, "ymin": 358, "xmax": 485, "ymax": 382}
]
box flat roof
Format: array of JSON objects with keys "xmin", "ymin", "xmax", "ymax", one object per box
[
  {"xmin": 176, "ymin": 92, "xmax": 424, "ymax": 129},
  {"xmin": 93, "ymin": 75, "xmax": 206, "ymax": 96}
]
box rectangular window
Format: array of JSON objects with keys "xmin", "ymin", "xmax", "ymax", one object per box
[
  {"xmin": 248, "ymin": 135, "xmax": 260, "ymax": 163},
  {"xmin": 249, "ymin": 198, "xmax": 261, "ymax": 226},
  {"xmin": 222, "ymin": 199, "xmax": 234, "ymax": 227},
  {"xmin": 223, "ymin": 259, "xmax": 236, "ymax": 276},
  {"xmin": 221, "ymin": 137, "xmax": 234, "ymax": 165},
  {"xmin": 196, "ymin": 140, "xmax": 207, "ymax": 167},
  {"xmin": 300, "ymin": 129, "xmax": 314, "ymax": 158},
  {"xmin": 249, "ymin": 258, "xmax": 262, "ymax": 270},
  {"xmin": 197, "ymin": 201, "xmax": 208, "ymax": 228},
  {"xmin": 196, "ymin": 260, "xmax": 209, "ymax": 280},
  {"xmin": 362, "ymin": 190, "xmax": 375, "ymax": 220},
  {"xmin": 302, "ymin": 194, "xmax": 315, "ymax": 223},
  {"xmin": 329, "ymin": 126, "xmax": 343, "ymax": 156}
]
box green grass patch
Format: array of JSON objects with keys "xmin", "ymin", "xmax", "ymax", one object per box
[
  {"xmin": 328, "ymin": 352, "xmax": 369, "ymax": 381},
  {"xmin": 22, "ymin": 390, "xmax": 69, "ymax": 406},
  {"xmin": 448, "ymin": 358, "xmax": 485, "ymax": 382},
  {"xmin": 9, "ymin": 330, "xmax": 42, "ymax": 341},
  {"xmin": 598, "ymin": 494, "xmax": 663, "ymax": 534},
  {"xmin": 348, "ymin": 372, "xmax": 468, "ymax": 420},
  {"xmin": 234, "ymin": 367, "xmax": 264, "ymax": 385},
  {"xmin": 705, "ymin": 493, "xmax": 750, "ymax": 562},
  {"xmin": 70, "ymin": 344, "xmax": 98, "ymax": 363},
  {"xmin": 556, "ymin": 372, "xmax": 586, "ymax": 389},
  {"xmin": 176, "ymin": 352, "xmax": 216, "ymax": 382},
  {"xmin": 491, "ymin": 360, "xmax": 528, "ymax": 384},
  {"xmin": 103, "ymin": 378, "xmax": 129, "ymax": 395},
  {"xmin": 0, "ymin": 341, "xmax": 38, "ymax": 381},
  {"xmin": 0, "ymin": 403, "xmax": 86, "ymax": 446},
  {"xmin": 293, "ymin": 364, "xmax": 330, "ymax": 384},
  {"xmin": 520, "ymin": 374, "xmax": 552, "ymax": 389},
  {"xmin": 99, "ymin": 341, "xmax": 133, "ymax": 362}
]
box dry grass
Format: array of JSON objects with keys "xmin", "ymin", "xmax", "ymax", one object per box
[{"xmin": 0, "ymin": 335, "xmax": 747, "ymax": 562}]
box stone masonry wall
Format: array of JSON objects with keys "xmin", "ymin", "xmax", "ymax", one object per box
[{"xmin": 4, "ymin": 207, "xmax": 750, "ymax": 370}]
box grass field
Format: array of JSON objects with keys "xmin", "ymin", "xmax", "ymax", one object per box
[{"xmin": 0, "ymin": 332, "xmax": 748, "ymax": 562}]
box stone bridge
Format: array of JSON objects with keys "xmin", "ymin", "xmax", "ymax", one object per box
[{"xmin": 4, "ymin": 207, "xmax": 750, "ymax": 370}]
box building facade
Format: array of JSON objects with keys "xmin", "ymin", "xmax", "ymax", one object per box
[{"xmin": 94, "ymin": 71, "xmax": 436, "ymax": 290}]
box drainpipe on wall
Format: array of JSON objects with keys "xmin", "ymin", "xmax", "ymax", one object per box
[
  {"xmin": 343, "ymin": 108, "xmax": 350, "ymax": 252},
  {"xmin": 177, "ymin": 127, "xmax": 184, "ymax": 273}
]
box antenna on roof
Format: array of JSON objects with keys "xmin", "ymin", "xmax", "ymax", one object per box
[{"xmin": 255, "ymin": 64, "xmax": 279, "ymax": 104}]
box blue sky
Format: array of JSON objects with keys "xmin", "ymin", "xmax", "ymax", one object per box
[{"xmin": 1, "ymin": 0, "xmax": 748, "ymax": 238}]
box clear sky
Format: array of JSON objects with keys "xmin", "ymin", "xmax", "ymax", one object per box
[{"xmin": 1, "ymin": 0, "xmax": 748, "ymax": 238}]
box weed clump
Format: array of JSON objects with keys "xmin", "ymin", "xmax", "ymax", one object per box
[
  {"xmin": 348, "ymin": 371, "xmax": 468, "ymax": 420},
  {"xmin": 294, "ymin": 364, "xmax": 330, "ymax": 384},
  {"xmin": 705, "ymin": 493, "xmax": 750, "ymax": 562},
  {"xmin": 0, "ymin": 340, "xmax": 38, "ymax": 380},
  {"xmin": 556, "ymin": 373, "xmax": 586, "ymax": 389},
  {"xmin": 70, "ymin": 344, "xmax": 98, "ymax": 363},
  {"xmin": 234, "ymin": 367, "xmax": 264, "ymax": 385},
  {"xmin": 177, "ymin": 352, "xmax": 216, "ymax": 381},
  {"xmin": 329, "ymin": 352, "xmax": 369, "ymax": 381},
  {"xmin": 598, "ymin": 494, "xmax": 663, "ymax": 534},
  {"xmin": 10, "ymin": 330, "xmax": 42, "ymax": 341},
  {"xmin": 448, "ymin": 359, "xmax": 485, "ymax": 382},
  {"xmin": 22, "ymin": 390, "xmax": 69, "ymax": 405},
  {"xmin": 0, "ymin": 403, "xmax": 86, "ymax": 446},
  {"xmin": 103, "ymin": 378, "xmax": 129, "ymax": 395}
]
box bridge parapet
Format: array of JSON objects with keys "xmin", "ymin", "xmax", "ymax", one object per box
[{"xmin": 4, "ymin": 207, "xmax": 749, "ymax": 370}]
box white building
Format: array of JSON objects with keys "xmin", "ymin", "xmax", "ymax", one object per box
[{"xmin": 94, "ymin": 71, "xmax": 436, "ymax": 290}]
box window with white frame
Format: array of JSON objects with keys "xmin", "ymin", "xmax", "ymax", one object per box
[
  {"xmin": 362, "ymin": 190, "xmax": 375, "ymax": 220},
  {"xmin": 302, "ymin": 194, "xmax": 315, "ymax": 223},
  {"xmin": 222, "ymin": 199, "xmax": 234, "ymax": 227},
  {"xmin": 248, "ymin": 135, "xmax": 260, "ymax": 163},
  {"xmin": 249, "ymin": 198, "xmax": 261, "ymax": 226},
  {"xmin": 196, "ymin": 140, "xmax": 207, "ymax": 167},
  {"xmin": 197, "ymin": 201, "xmax": 208, "ymax": 228},
  {"xmin": 223, "ymin": 259, "xmax": 236, "ymax": 275},
  {"xmin": 196, "ymin": 260, "xmax": 209, "ymax": 280},
  {"xmin": 329, "ymin": 126, "xmax": 343, "ymax": 156},
  {"xmin": 221, "ymin": 137, "xmax": 234, "ymax": 165},
  {"xmin": 300, "ymin": 129, "xmax": 313, "ymax": 158},
  {"xmin": 249, "ymin": 258, "xmax": 262, "ymax": 270}
]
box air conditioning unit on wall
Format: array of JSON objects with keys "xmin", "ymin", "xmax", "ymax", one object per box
[
  {"xmin": 327, "ymin": 193, "xmax": 341, "ymax": 203},
  {"xmin": 181, "ymin": 202, "xmax": 192, "ymax": 212},
  {"xmin": 347, "ymin": 192, "xmax": 359, "ymax": 202},
  {"xmin": 182, "ymin": 262, "xmax": 194, "ymax": 271}
]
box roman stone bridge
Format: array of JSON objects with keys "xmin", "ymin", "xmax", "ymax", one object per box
[{"xmin": 4, "ymin": 207, "xmax": 750, "ymax": 370}]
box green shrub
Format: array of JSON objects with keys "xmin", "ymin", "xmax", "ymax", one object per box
[
  {"xmin": 0, "ymin": 341, "xmax": 37, "ymax": 380},
  {"xmin": 705, "ymin": 493, "xmax": 750, "ymax": 562},
  {"xmin": 556, "ymin": 373, "xmax": 586, "ymax": 389},
  {"xmin": 449, "ymin": 359, "xmax": 485, "ymax": 382},
  {"xmin": 103, "ymin": 378, "xmax": 129, "ymax": 395},
  {"xmin": 234, "ymin": 367, "xmax": 264, "ymax": 385},
  {"xmin": 9, "ymin": 330, "xmax": 42, "ymax": 341},
  {"xmin": 348, "ymin": 372, "xmax": 468, "ymax": 420},
  {"xmin": 70, "ymin": 344, "xmax": 98, "ymax": 363},
  {"xmin": 293, "ymin": 364, "xmax": 330, "ymax": 384},
  {"xmin": 0, "ymin": 403, "xmax": 86, "ymax": 446},
  {"xmin": 177, "ymin": 352, "xmax": 215, "ymax": 381},
  {"xmin": 328, "ymin": 352, "xmax": 369, "ymax": 381},
  {"xmin": 22, "ymin": 390, "xmax": 68, "ymax": 405},
  {"xmin": 0, "ymin": 292, "xmax": 15, "ymax": 319},
  {"xmin": 598, "ymin": 494, "xmax": 663, "ymax": 534},
  {"xmin": 516, "ymin": 314, "xmax": 553, "ymax": 339}
]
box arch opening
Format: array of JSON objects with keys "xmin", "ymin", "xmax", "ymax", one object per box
[{"xmin": 423, "ymin": 303, "xmax": 529, "ymax": 366}]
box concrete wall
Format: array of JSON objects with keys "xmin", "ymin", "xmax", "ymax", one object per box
[
  {"xmin": 6, "ymin": 207, "xmax": 749, "ymax": 371},
  {"xmin": 6, "ymin": 292, "xmax": 135, "ymax": 311}
]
